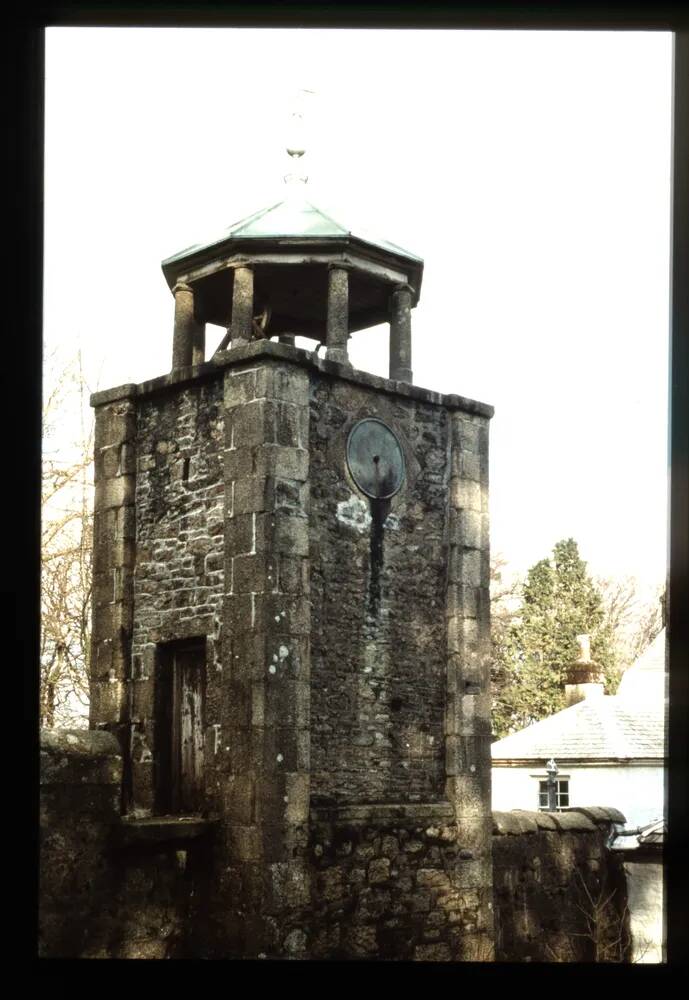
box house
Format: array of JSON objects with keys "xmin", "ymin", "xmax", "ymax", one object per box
[
  {"xmin": 610, "ymin": 819, "xmax": 665, "ymax": 963},
  {"xmin": 491, "ymin": 630, "xmax": 667, "ymax": 963},
  {"xmin": 490, "ymin": 630, "xmax": 667, "ymax": 829}
]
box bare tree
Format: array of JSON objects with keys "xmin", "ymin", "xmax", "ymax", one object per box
[
  {"xmin": 627, "ymin": 589, "xmax": 664, "ymax": 661},
  {"xmin": 596, "ymin": 575, "xmax": 665, "ymax": 672},
  {"xmin": 41, "ymin": 351, "xmax": 95, "ymax": 729},
  {"xmin": 543, "ymin": 869, "xmax": 632, "ymax": 963}
]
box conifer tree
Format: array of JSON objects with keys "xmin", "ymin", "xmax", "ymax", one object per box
[{"xmin": 492, "ymin": 538, "xmax": 619, "ymax": 739}]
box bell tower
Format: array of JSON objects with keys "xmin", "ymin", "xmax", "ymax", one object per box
[{"xmin": 90, "ymin": 113, "xmax": 495, "ymax": 960}]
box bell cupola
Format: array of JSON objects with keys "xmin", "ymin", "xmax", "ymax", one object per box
[{"xmin": 161, "ymin": 99, "xmax": 423, "ymax": 382}]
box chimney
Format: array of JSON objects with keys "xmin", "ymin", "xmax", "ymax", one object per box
[{"xmin": 564, "ymin": 634, "xmax": 604, "ymax": 707}]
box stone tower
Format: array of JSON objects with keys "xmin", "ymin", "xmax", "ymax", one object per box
[{"xmin": 89, "ymin": 177, "xmax": 494, "ymax": 959}]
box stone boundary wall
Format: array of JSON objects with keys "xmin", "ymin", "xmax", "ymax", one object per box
[
  {"xmin": 39, "ymin": 730, "xmax": 198, "ymax": 959},
  {"xmin": 492, "ymin": 807, "xmax": 630, "ymax": 963}
]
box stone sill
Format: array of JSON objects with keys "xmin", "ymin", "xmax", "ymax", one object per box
[
  {"xmin": 115, "ymin": 815, "xmax": 218, "ymax": 848},
  {"xmin": 311, "ymin": 801, "xmax": 456, "ymax": 829}
]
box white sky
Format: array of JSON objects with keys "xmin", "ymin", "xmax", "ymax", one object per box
[{"xmin": 43, "ymin": 27, "xmax": 672, "ymax": 592}]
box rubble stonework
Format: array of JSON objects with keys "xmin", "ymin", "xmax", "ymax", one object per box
[
  {"xmin": 307, "ymin": 803, "xmax": 493, "ymax": 960},
  {"xmin": 309, "ymin": 379, "xmax": 452, "ymax": 805},
  {"xmin": 130, "ymin": 378, "xmax": 225, "ymax": 815}
]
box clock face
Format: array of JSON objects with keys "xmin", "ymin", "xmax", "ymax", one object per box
[{"xmin": 346, "ymin": 418, "xmax": 405, "ymax": 500}]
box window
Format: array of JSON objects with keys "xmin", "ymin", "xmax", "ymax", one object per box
[
  {"xmin": 538, "ymin": 778, "xmax": 569, "ymax": 811},
  {"xmin": 154, "ymin": 638, "xmax": 206, "ymax": 814}
]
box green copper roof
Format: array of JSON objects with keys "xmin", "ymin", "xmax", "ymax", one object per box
[
  {"xmin": 228, "ymin": 198, "xmax": 349, "ymax": 238},
  {"xmin": 163, "ymin": 196, "xmax": 423, "ymax": 269}
]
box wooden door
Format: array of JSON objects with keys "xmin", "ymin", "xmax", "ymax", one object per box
[{"xmin": 170, "ymin": 645, "xmax": 205, "ymax": 814}]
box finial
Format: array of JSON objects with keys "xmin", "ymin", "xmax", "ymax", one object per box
[{"xmin": 284, "ymin": 88, "xmax": 314, "ymax": 188}]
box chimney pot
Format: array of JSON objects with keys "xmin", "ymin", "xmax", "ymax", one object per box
[
  {"xmin": 576, "ymin": 634, "xmax": 591, "ymax": 663},
  {"xmin": 565, "ymin": 634, "xmax": 603, "ymax": 706}
]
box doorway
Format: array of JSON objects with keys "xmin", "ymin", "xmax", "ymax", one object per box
[{"xmin": 155, "ymin": 638, "xmax": 206, "ymax": 814}]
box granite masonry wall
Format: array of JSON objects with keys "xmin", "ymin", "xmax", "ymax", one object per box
[{"xmin": 77, "ymin": 342, "xmax": 494, "ymax": 960}]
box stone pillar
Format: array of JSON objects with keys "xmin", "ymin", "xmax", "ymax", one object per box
[
  {"xmin": 444, "ymin": 409, "xmax": 494, "ymax": 959},
  {"xmin": 325, "ymin": 265, "xmax": 350, "ymax": 365},
  {"xmin": 172, "ymin": 282, "xmax": 203, "ymax": 370},
  {"xmin": 230, "ymin": 265, "xmax": 254, "ymax": 347},
  {"xmin": 192, "ymin": 319, "xmax": 206, "ymax": 366},
  {"xmin": 90, "ymin": 392, "xmax": 138, "ymax": 810},
  {"xmin": 216, "ymin": 359, "xmax": 312, "ymax": 958},
  {"xmin": 389, "ymin": 284, "xmax": 413, "ymax": 383}
]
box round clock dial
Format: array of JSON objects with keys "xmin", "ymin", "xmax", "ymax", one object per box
[{"xmin": 346, "ymin": 418, "xmax": 405, "ymax": 500}]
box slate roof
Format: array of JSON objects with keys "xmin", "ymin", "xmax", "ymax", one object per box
[
  {"xmin": 492, "ymin": 630, "xmax": 667, "ymax": 763},
  {"xmin": 491, "ymin": 694, "xmax": 665, "ymax": 762}
]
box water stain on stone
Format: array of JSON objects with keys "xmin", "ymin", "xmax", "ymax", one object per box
[{"xmin": 368, "ymin": 495, "xmax": 390, "ymax": 617}]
